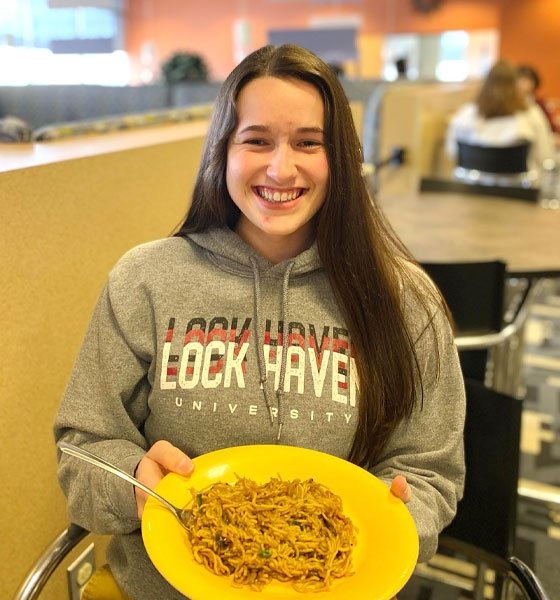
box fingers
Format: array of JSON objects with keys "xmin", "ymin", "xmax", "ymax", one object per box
[
  {"xmin": 390, "ymin": 474, "xmax": 412, "ymax": 503},
  {"xmin": 134, "ymin": 440, "xmax": 194, "ymax": 518},
  {"xmin": 145, "ymin": 440, "xmax": 194, "ymax": 476}
]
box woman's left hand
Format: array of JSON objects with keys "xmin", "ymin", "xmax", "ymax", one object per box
[{"xmin": 390, "ymin": 474, "xmax": 412, "ymax": 503}]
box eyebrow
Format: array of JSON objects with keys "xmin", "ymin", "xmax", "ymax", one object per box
[{"xmin": 237, "ymin": 125, "xmax": 324, "ymax": 135}]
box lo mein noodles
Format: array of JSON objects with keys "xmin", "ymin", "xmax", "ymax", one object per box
[{"xmin": 183, "ymin": 476, "xmax": 357, "ymax": 591}]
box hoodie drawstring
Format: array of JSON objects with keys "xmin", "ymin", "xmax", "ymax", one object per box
[
  {"xmin": 249, "ymin": 256, "xmax": 295, "ymax": 442},
  {"xmin": 275, "ymin": 260, "xmax": 295, "ymax": 441},
  {"xmin": 249, "ymin": 257, "xmax": 274, "ymax": 426}
]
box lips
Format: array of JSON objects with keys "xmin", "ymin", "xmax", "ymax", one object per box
[{"xmin": 254, "ymin": 186, "xmax": 306, "ymax": 203}]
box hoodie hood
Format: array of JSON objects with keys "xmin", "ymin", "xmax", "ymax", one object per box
[{"xmin": 187, "ymin": 227, "xmax": 323, "ymax": 279}]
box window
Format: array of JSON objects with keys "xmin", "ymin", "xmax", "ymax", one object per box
[
  {"xmin": 382, "ymin": 29, "xmax": 499, "ymax": 83},
  {"xmin": 0, "ymin": 0, "xmax": 128, "ymax": 85}
]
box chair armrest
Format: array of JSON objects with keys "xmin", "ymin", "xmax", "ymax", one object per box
[
  {"xmin": 14, "ymin": 524, "xmax": 89, "ymax": 600},
  {"xmin": 507, "ymin": 556, "xmax": 551, "ymax": 600},
  {"xmin": 455, "ymin": 278, "xmax": 542, "ymax": 350},
  {"xmin": 438, "ymin": 538, "xmax": 551, "ymax": 600}
]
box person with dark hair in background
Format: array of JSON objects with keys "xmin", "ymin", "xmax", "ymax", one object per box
[
  {"xmin": 446, "ymin": 59, "xmax": 555, "ymax": 171},
  {"xmin": 54, "ymin": 44, "xmax": 465, "ymax": 600},
  {"xmin": 517, "ymin": 63, "xmax": 560, "ymax": 146}
]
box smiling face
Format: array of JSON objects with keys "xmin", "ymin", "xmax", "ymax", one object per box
[{"xmin": 226, "ymin": 76, "xmax": 329, "ymax": 263}]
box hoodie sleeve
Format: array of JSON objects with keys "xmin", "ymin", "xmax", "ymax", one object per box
[
  {"xmin": 53, "ymin": 255, "xmax": 155, "ymax": 535},
  {"xmin": 370, "ymin": 277, "xmax": 466, "ymax": 563}
]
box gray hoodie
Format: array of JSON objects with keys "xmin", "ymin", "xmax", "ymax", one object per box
[{"xmin": 54, "ymin": 227, "xmax": 465, "ymax": 600}]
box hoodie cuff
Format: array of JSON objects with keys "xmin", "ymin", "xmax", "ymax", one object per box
[{"xmin": 103, "ymin": 449, "xmax": 146, "ymax": 528}]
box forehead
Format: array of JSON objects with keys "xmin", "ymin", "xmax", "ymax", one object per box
[{"xmin": 235, "ymin": 76, "xmax": 324, "ymax": 127}]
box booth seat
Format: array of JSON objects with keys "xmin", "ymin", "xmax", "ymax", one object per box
[{"xmin": 0, "ymin": 81, "xmax": 222, "ymax": 130}]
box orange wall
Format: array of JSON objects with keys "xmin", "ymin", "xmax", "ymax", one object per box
[
  {"xmin": 500, "ymin": 0, "xmax": 560, "ymax": 98},
  {"xmin": 365, "ymin": 0, "xmax": 502, "ymax": 34},
  {"xmin": 124, "ymin": 0, "xmax": 560, "ymax": 96}
]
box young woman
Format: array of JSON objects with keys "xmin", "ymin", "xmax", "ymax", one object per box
[
  {"xmin": 55, "ymin": 44, "xmax": 465, "ymax": 600},
  {"xmin": 445, "ymin": 59, "xmax": 554, "ymax": 171}
]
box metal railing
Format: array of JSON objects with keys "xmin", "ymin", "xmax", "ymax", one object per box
[
  {"xmin": 454, "ymin": 278, "xmax": 545, "ymax": 396},
  {"xmin": 14, "ymin": 524, "xmax": 88, "ymax": 600}
]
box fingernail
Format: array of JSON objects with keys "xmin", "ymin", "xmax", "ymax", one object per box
[{"xmin": 178, "ymin": 457, "xmax": 194, "ymax": 474}]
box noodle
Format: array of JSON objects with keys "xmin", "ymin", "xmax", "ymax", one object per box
[{"xmin": 182, "ymin": 477, "xmax": 357, "ymax": 592}]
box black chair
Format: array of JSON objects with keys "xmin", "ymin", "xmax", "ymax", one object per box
[
  {"xmin": 420, "ymin": 260, "xmax": 539, "ymax": 394},
  {"xmin": 419, "ymin": 141, "xmax": 540, "ymax": 201},
  {"xmin": 439, "ymin": 378, "xmax": 549, "ymax": 599},
  {"xmin": 454, "ymin": 140, "xmax": 538, "ymax": 189},
  {"xmin": 453, "ymin": 141, "xmax": 539, "ymax": 196},
  {"xmin": 457, "ymin": 141, "xmax": 530, "ymax": 174},
  {"xmin": 441, "ymin": 379, "xmax": 522, "ymax": 557},
  {"xmin": 422, "ymin": 260, "xmax": 507, "ymax": 336},
  {"xmin": 402, "ymin": 378, "xmax": 550, "ymax": 600},
  {"xmin": 421, "ymin": 260, "xmax": 506, "ymax": 384}
]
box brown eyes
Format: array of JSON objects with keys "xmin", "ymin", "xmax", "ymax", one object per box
[{"xmin": 241, "ymin": 138, "xmax": 323, "ymax": 149}]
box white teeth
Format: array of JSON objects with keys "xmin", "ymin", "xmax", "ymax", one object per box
[{"xmin": 257, "ymin": 188, "xmax": 302, "ymax": 202}]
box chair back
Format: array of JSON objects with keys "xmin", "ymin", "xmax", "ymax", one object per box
[
  {"xmin": 421, "ymin": 260, "xmax": 507, "ymax": 381},
  {"xmin": 457, "ymin": 141, "xmax": 530, "ymax": 174},
  {"xmin": 441, "ymin": 377, "xmax": 522, "ymax": 557},
  {"xmin": 421, "ymin": 260, "xmax": 506, "ymax": 334}
]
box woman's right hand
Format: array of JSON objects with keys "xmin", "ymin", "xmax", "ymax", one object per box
[{"xmin": 134, "ymin": 440, "xmax": 194, "ymax": 518}]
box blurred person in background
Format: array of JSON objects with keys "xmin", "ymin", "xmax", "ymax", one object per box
[
  {"xmin": 517, "ymin": 63, "xmax": 560, "ymax": 148},
  {"xmin": 446, "ymin": 59, "xmax": 555, "ymax": 172}
]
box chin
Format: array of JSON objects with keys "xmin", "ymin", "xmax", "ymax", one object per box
[{"xmin": 260, "ymin": 222, "xmax": 308, "ymax": 238}]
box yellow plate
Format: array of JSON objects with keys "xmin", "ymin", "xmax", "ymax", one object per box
[{"xmin": 142, "ymin": 445, "xmax": 418, "ymax": 599}]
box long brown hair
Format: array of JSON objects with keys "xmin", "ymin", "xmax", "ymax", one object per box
[
  {"xmin": 174, "ymin": 44, "xmax": 442, "ymax": 467},
  {"xmin": 477, "ymin": 59, "xmax": 527, "ymax": 118}
]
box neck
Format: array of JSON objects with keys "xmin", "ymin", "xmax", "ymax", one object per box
[{"xmin": 236, "ymin": 220, "xmax": 314, "ymax": 264}]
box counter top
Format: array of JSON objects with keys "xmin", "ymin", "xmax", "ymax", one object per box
[{"xmin": 0, "ymin": 119, "xmax": 209, "ymax": 173}]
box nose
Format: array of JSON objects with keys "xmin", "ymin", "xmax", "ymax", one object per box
[{"xmin": 267, "ymin": 145, "xmax": 297, "ymax": 182}]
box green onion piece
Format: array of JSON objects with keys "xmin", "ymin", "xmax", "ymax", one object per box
[{"xmin": 290, "ymin": 519, "xmax": 303, "ymax": 529}]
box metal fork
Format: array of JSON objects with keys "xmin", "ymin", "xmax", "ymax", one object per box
[{"xmin": 58, "ymin": 441, "xmax": 193, "ymax": 530}]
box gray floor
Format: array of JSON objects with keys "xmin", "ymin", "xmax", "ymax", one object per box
[{"xmin": 516, "ymin": 278, "xmax": 560, "ymax": 598}]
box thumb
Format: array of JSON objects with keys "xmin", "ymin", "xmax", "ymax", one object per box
[{"xmin": 390, "ymin": 474, "xmax": 412, "ymax": 503}]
